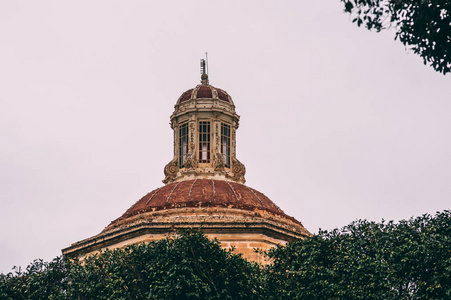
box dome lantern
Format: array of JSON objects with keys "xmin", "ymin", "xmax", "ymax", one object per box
[{"xmin": 163, "ymin": 70, "xmax": 245, "ymax": 184}]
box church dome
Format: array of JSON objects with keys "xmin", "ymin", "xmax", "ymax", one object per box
[
  {"xmin": 62, "ymin": 64, "xmax": 311, "ymax": 263},
  {"xmin": 105, "ymin": 179, "xmax": 302, "ymax": 231}
]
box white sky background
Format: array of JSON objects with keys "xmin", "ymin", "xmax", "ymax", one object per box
[{"xmin": 1, "ymin": 0, "xmax": 450, "ymax": 273}]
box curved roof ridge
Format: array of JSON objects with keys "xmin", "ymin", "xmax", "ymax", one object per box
[
  {"xmin": 225, "ymin": 180, "xmax": 239, "ymax": 202},
  {"xmin": 192, "ymin": 84, "xmax": 202, "ymax": 99},
  {"xmin": 166, "ymin": 181, "xmax": 182, "ymax": 203},
  {"xmin": 245, "ymin": 185, "xmax": 265, "ymax": 207},
  {"xmin": 145, "ymin": 187, "xmax": 162, "ymax": 205},
  {"xmin": 188, "ymin": 179, "xmax": 198, "ymax": 202}
]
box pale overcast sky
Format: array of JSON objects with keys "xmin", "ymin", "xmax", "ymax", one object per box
[{"xmin": 1, "ymin": 1, "xmax": 450, "ymax": 273}]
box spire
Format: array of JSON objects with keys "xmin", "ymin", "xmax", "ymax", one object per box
[{"xmin": 200, "ymin": 53, "xmax": 209, "ymax": 85}]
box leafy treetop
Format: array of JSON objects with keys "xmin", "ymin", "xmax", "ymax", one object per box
[
  {"xmin": 341, "ymin": 0, "xmax": 451, "ymax": 74},
  {"xmin": 1, "ymin": 211, "xmax": 451, "ymax": 299}
]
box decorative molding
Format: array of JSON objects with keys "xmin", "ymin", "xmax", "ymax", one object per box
[
  {"xmin": 173, "ymin": 127, "xmax": 176, "ymax": 156},
  {"xmin": 184, "ymin": 152, "xmax": 197, "ymax": 170},
  {"xmin": 215, "ymin": 122, "xmax": 220, "ymax": 152},
  {"xmin": 163, "ymin": 157, "xmax": 177, "ymax": 184},
  {"xmin": 189, "ymin": 122, "xmax": 195, "ymax": 150},
  {"xmin": 232, "ymin": 157, "xmax": 246, "ymax": 183},
  {"xmin": 232, "ymin": 128, "xmax": 237, "ymax": 154},
  {"xmin": 214, "ymin": 153, "xmax": 225, "ymax": 171}
]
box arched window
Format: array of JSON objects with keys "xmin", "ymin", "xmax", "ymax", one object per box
[
  {"xmin": 179, "ymin": 123, "xmax": 188, "ymax": 166},
  {"xmin": 198, "ymin": 121, "xmax": 210, "ymax": 163},
  {"xmin": 221, "ymin": 123, "xmax": 231, "ymax": 167}
]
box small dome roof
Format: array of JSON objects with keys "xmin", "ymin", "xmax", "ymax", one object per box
[
  {"xmin": 177, "ymin": 85, "xmax": 233, "ymax": 104},
  {"xmin": 106, "ymin": 179, "xmax": 302, "ymax": 228}
]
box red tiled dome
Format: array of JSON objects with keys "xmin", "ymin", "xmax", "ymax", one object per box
[
  {"xmin": 177, "ymin": 85, "xmax": 232, "ymax": 104},
  {"xmin": 107, "ymin": 179, "xmax": 301, "ymax": 227}
]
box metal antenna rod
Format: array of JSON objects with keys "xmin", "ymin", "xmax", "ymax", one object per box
[{"xmin": 205, "ymin": 52, "xmax": 209, "ymax": 75}]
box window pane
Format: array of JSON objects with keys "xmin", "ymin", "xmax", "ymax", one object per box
[
  {"xmin": 198, "ymin": 121, "xmax": 210, "ymax": 163},
  {"xmin": 179, "ymin": 123, "xmax": 189, "ymax": 166},
  {"xmin": 221, "ymin": 123, "xmax": 230, "ymax": 167}
]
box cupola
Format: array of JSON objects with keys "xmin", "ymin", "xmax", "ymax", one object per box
[{"xmin": 163, "ymin": 63, "xmax": 245, "ymax": 184}]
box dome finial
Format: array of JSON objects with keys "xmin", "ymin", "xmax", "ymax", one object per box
[{"xmin": 200, "ymin": 52, "xmax": 209, "ymax": 85}]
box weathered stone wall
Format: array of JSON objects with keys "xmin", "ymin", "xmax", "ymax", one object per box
[
  {"xmin": 62, "ymin": 207, "xmax": 308, "ymax": 264},
  {"xmin": 70, "ymin": 231, "xmax": 283, "ymax": 264}
]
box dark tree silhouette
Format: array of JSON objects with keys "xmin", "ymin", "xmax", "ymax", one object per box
[
  {"xmin": 2, "ymin": 212, "xmax": 451, "ymax": 299},
  {"xmin": 0, "ymin": 230, "xmax": 262, "ymax": 300},
  {"xmin": 341, "ymin": 0, "xmax": 451, "ymax": 74},
  {"xmin": 265, "ymin": 210, "xmax": 451, "ymax": 299}
]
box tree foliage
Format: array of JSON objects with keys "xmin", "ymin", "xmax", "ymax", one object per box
[
  {"xmin": 0, "ymin": 230, "xmax": 262, "ymax": 300},
  {"xmin": 0, "ymin": 257, "xmax": 67, "ymax": 300},
  {"xmin": 265, "ymin": 210, "xmax": 451, "ymax": 299},
  {"xmin": 1, "ymin": 211, "xmax": 451, "ymax": 299},
  {"xmin": 340, "ymin": 0, "xmax": 451, "ymax": 74}
]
